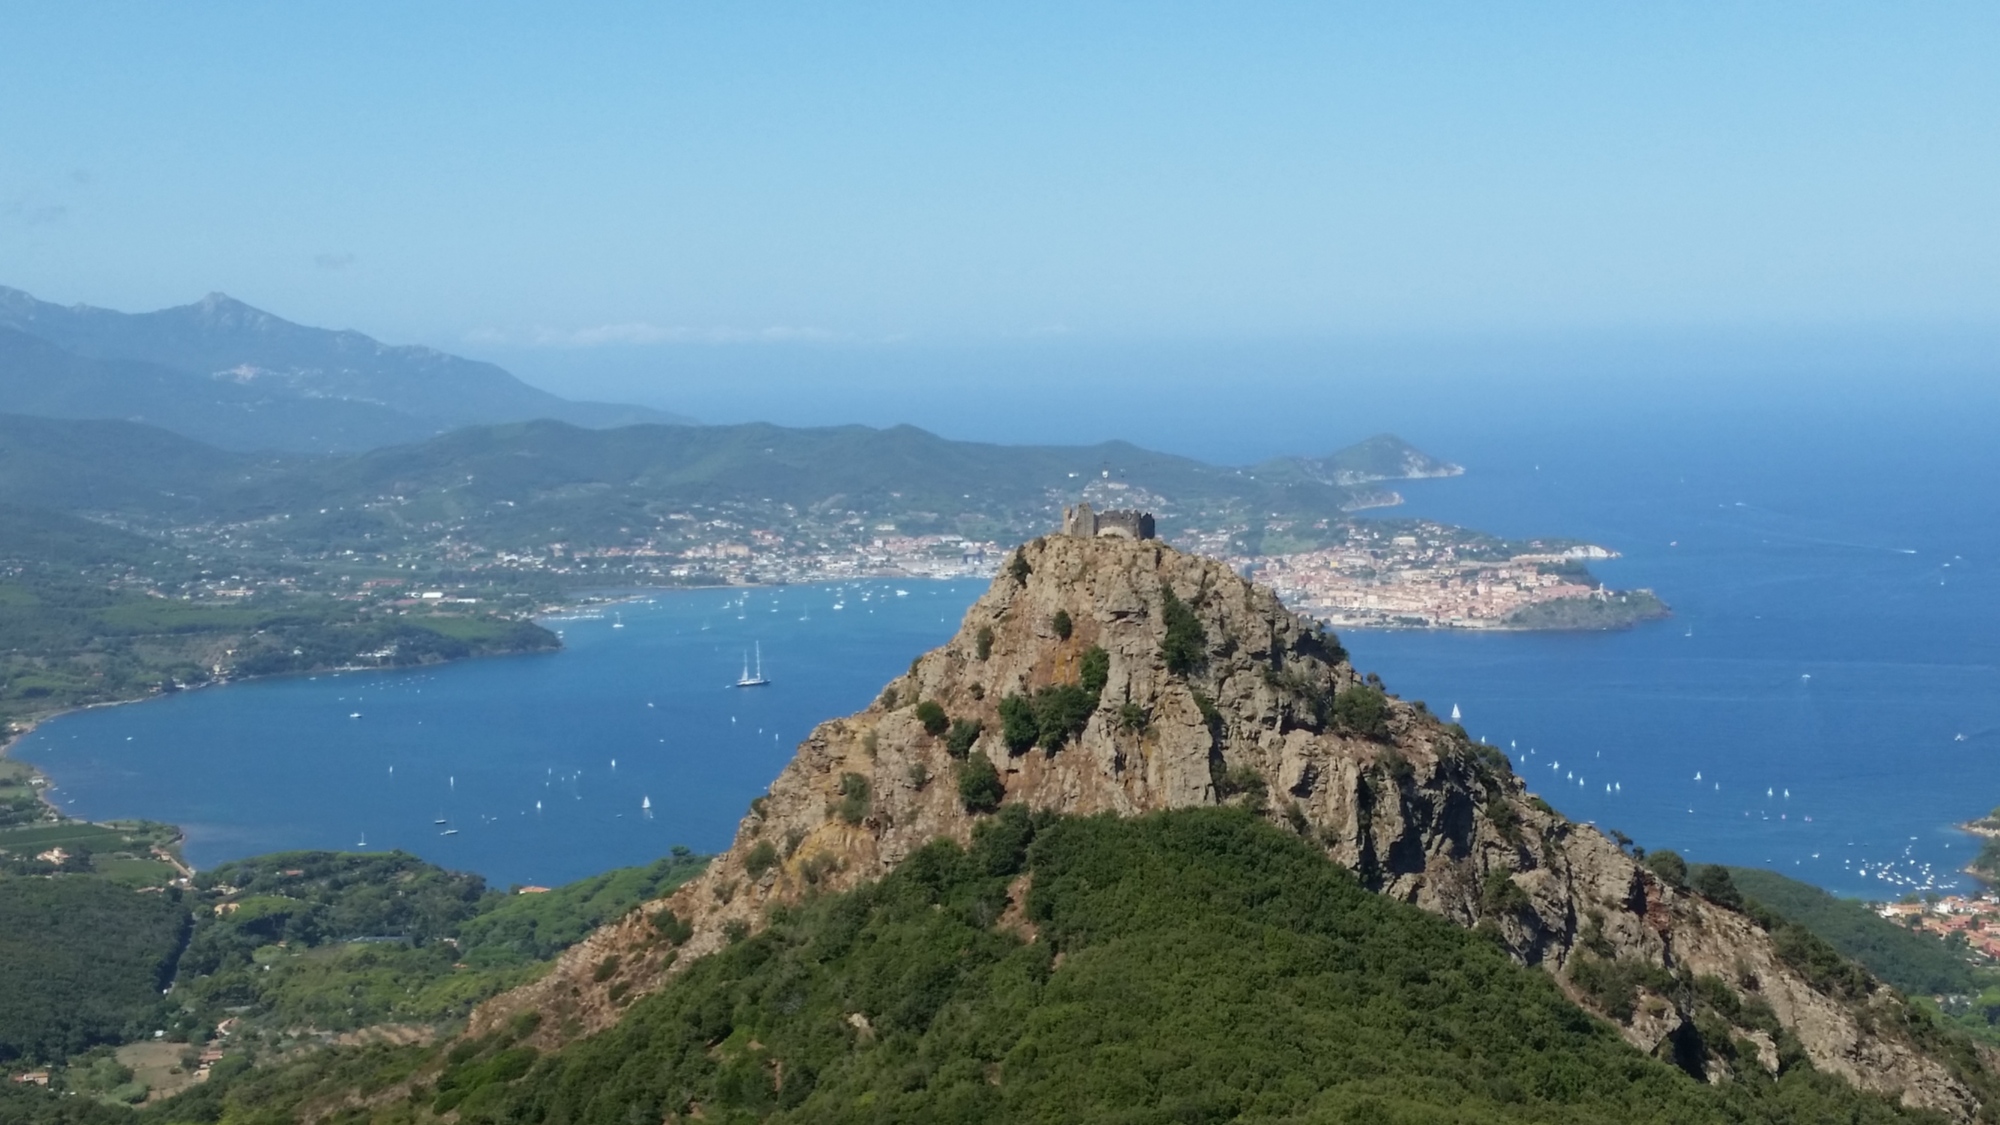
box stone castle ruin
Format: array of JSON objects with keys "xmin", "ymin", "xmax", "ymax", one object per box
[{"xmin": 1061, "ymin": 502, "xmax": 1155, "ymax": 540}]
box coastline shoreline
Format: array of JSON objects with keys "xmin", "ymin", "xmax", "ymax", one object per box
[
  {"xmin": 1960, "ymin": 817, "xmax": 1999, "ymax": 888},
  {"xmin": 0, "ymin": 636, "xmax": 567, "ymax": 835}
]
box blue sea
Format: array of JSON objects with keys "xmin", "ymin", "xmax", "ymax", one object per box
[
  {"xmin": 15, "ymin": 582, "xmax": 986, "ymax": 888},
  {"xmin": 14, "ymin": 390, "xmax": 2000, "ymax": 899},
  {"xmin": 1355, "ymin": 400, "xmax": 2000, "ymax": 901}
]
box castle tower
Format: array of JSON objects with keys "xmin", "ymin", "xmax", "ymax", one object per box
[{"xmin": 1060, "ymin": 502, "xmax": 1154, "ymax": 540}]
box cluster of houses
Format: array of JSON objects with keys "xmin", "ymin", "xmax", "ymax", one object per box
[{"xmin": 1879, "ymin": 896, "xmax": 2000, "ymax": 960}]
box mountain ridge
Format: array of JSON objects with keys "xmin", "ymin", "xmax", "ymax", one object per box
[
  {"xmin": 467, "ymin": 531, "xmax": 1983, "ymax": 1119},
  {"xmin": 0, "ymin": 411, "xmax": 1440, "ymax": 556},
  {"xmin": 0, "ymin": 286, "xmax": 688, "ymax": 451}
]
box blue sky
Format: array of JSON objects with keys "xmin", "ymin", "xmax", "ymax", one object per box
[{"xmin": 2, "ymin": 3, "xmax": 1997, "ymax": 434}]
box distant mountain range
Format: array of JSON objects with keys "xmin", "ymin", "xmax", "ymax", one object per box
[
  {"xmin": 0, "ymin": 412, "xmax": 1427, "ymax": 555},
  {"xmin": 0, "ymin": 287, "xmax": 1475, "ymax": 565},
  {"xmin": 0, "ymin": 286, "xmax": 689, "ymax": 452}
]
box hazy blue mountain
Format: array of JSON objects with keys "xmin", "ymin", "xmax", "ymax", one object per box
[
  {"xmin": 0, "ymin": 287, "xmax": 690, "ymax": 451},
  {"xmin": 0, "ymin": 326, "xmax": 449, "ymax": 452}
]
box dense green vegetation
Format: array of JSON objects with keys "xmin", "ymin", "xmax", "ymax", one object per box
[
  {"xmin": 1503, "ymin": 590, "xmax": 1671, "ymax": 630},
  {"xmin": 168, "ymin": 851, "xmax": 708, "ymax": 1039},
  {"xmin": 182, "ymin": 852, "xmax": 495, "ymax": 974},
  {"xmin": 0, "ymin": 848, "xmax": 708, "ymax": 1079},
  {"xmin": 1158, "ymin": 586, "xmax": 1205, "ymax": 674},
  {"xmin": 1969, "ymin": 825, "xmax": 2000, "ymax": 881},
  {"xmin": 414, "ymin": 809, "xmax": 1928, "ymax": 1125},
  {"xmin": 0, "ymin": 817, "xmax": 1971, "ymax": 1123},
  {"xmin": 1331, "ymin": 683, "xmax": 1389, "ymax": 738},
  {"xmin": 1726, "ymin": 868, "xmax": 1981, "ymax": 998},
  {"xmin": 993, "ymin": 645, "xmax": 1110, "ymax": 756},
  {"xmin": 0, "ymin": 878, "xmax": 189, "ymax": 1063},
  {"xmin": 456, "ymin": 851, "xmax": 707, "ymax": 968}
]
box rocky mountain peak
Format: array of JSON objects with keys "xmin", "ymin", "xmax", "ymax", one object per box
[{"xmin": 470, "ymin": 532, "xmax": 1983, "ymax": 1119}]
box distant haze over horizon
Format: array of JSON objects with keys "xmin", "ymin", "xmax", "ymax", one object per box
[
  {"xmin": 2, "ymin": 4, "xmax": 1996, "ymax": 426},
  {"xmin": 5, "ymin": 282, "xmax": 1997, "ymax": 469},
  {"xmin": 464, "ymin": 325, "xmax": 2000, "ymax": 465}
]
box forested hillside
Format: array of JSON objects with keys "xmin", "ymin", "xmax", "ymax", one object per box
[
  {"xmin": 90, "ymin": 809, "xmax": 1938, "ymax": 1125},
  {"xmin": 489, "ymin": 810, "xmax": 1921, "ymax": 1125},
  {"xmin": 0, "ymin": 848, "xmax": 710, "ymax": 1087},
  {"xmin": 0, "ymin": 879, "xmax": 189, "ymax": 1063}
]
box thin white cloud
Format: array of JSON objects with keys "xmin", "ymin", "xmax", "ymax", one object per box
[{"xmin": 467, "ymin": 322, "xmax": 840, "ymax": 348}]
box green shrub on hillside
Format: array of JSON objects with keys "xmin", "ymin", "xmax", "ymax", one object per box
[
  {"xmin": 1159, "ymin": 586, "xmax": 1205, "ymax": 674},
  {"xmin": 1118, "ymin": 701, "xmax": 1147, "ymax": 733},
  {"xmin": 835, "ymin": 774, "xmax": 871, "ymax": 825},
  {"xmin": 1333, "ymin": 684, "xmax": 1389, "ymax": 738},
  {"xmin": 1028, "ymin": 684, "xmax": 1095, "ymax": 749},
  {"xmin": 1692, "ymin": 865, "xmax": 1744, "ymax": 910},
  {"xmin": 457, "ymin": 852, "xmax": 706, "ymax": 967},
  {"xmin": 1079, "ymin": 645, "xmax": 1110, "ymax": 695},
  {"xmin": 944, "ymin": 719, "xmax": 983, "ymax": 760},
  {"xmin": 998, "ymin": 693, "xmax": 1038, "ymax": 753},
  {"xmin": 957, "ymin": 756, "xmax": 1004, "ymax": 814},
  {"xmin": 1645, "ymin": 849, "xmax": 1689, "ymax": 889}
]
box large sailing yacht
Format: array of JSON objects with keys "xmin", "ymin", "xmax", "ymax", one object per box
[{"xmin": 735, "ymin": 642, "xmax": 771, "ymax": 687}]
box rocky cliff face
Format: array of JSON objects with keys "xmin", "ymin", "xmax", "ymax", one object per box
[{"xmin": 471, "ymin": 534, "xmax": 1983, "ymax": 1120}]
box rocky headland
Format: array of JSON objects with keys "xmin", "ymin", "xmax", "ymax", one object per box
[{"xmin": 470, "ymin": 529, "xmax": 1987, "ymax": 1120}]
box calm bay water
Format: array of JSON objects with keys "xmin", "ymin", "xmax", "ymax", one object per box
[
  {"xmin": 14, "ymin": 401, "xmax": 2000, "ymax": 899},
  {"xmin": 16, "ymin": 581, "xmax": 985, "ymax": 888}
]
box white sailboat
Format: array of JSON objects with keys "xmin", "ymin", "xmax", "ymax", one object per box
[
  {"xmin": 735, "ymin": 642, "xmax": 771, "ymax": 688},
  {"xmin": 1449, "ymin": 703, "xmax": 1461, "ymax": 723}
]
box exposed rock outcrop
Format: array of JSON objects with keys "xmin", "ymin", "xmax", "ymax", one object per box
[{"xmin": 471, "ymin": 534, "xmax": 1982, "ymax": 1120}]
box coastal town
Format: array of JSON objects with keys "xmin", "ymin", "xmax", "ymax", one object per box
[
  {"xmin": 502, "ymin": 525, "xmax": 1006, "ymax": 586},
  {"xmin": 1881, "ymin": 895, "xmax": 2000, "ymax": 963},
  {"xmin": 118, "ymin": 505, "xmax": 1676, "ymax": 635},
  {"xmin": 1234, "ymin": 519, "xmax": 1665, "ymax": 630}
]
